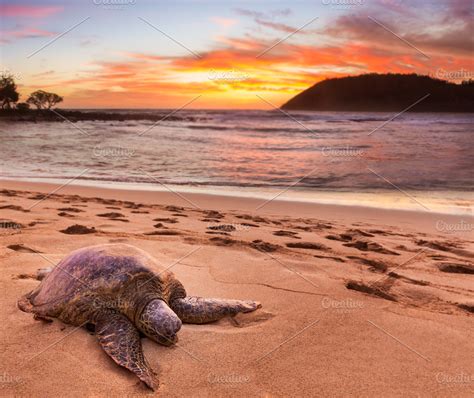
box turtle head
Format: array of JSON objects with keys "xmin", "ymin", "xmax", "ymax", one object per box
[{"xmin": 138, "ymin": 299, "xmax": 182, "ymax": 346}]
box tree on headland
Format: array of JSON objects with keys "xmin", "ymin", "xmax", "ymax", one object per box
[
  {"xmin": 0, "ymin": 73, "xmax": 20, "ymax": 109},
  {"xmin": 27, "ymin": 90, "xmax": 63, "ymax": 110},
  {"xmin": 16, "ymin": 102, "xmax": 30, "ymax": 112}
]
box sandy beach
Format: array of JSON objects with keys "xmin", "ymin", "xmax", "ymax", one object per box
[{"xmin": 0, "ymin": 180, "xmax": 473, "ymax": 397}]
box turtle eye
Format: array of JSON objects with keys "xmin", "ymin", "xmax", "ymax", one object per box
[{"xmin": 157, "ymin": 315, "xmax": 182, "ymax": 343}]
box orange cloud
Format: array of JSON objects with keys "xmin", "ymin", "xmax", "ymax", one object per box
[
  {"xmin": 19, "ymin": 4, "xmax": 473, "ymax": 109},
  {"xmin": 211, "ymin": 17, "xmax": 238, "ymax": 28}
]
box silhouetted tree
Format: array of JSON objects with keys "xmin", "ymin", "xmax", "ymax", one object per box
[
  {"xmin": 0, "ymin": 73, "xmax": 20, "ymax": 109},
  {"xmin": 27, "ymin": 90, "xmax": 63, "ymax": 110},
  {"xmin": 16, "ymin": 102, "xmax": 30, "ymax": 112}
]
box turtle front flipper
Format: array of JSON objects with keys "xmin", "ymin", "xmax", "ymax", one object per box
[
  {"xmin": 96, "ymin": 312, "xmax": 158, "ymax": 390},
  {"xmin": 170, "ymin": 296, "xmax": 261, "ymax": 324}
]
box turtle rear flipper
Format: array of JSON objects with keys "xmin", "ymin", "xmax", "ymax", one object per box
[
  {"xmin": 171, "ymin": 296, "xmax": 261, "ymax": 324},
  {"xmin": 96, "ymin": 312, "xmax": 158, "ymax": 390},
  {"xmin": 18, "ymin": 294, "xmax": 34, "ymax": 313}
]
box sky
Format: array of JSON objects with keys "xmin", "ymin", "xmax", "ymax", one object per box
[{"xmin": 1, "ymin": 0, "xmax": 473, "ymax": 109}]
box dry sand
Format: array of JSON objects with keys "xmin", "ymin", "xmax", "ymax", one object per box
[{"xmin": 0, "ymin": 180, "xmax": 473, "ymax": 397}]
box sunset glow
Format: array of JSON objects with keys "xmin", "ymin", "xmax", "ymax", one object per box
[{"xmin": 1, "ymin": 0, "xmax": 472, "ymax": 108}]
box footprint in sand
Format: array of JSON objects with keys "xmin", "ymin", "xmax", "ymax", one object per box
[
  {"xmin": 97, "ymin": 212, "xmax": 129, "ymax": 222},
  {"xmin": 7, "ymin": 244, "xmax": 41, "ymax": 253},
  {"xmin": 209, "ymin": 237, "xmax": 237, "ymax": 246},
  {"xmin": 417, "ymin": 240, "xmax": 474, "ymax": 258},
  {"xmin": 326, "ymin": 229, "xmax": 374, "ymax": 243},
  {"xmin": 345, "ymin": 281, "xmax": 397, "ymax": 302},
  {"xmin": 325, "ymin": 234, "xmax": 350, "ymax": 242},
  {"xmin": 343, "ymin": 240, "xmax": 400, "ymax": 255},
  {"xmin": 236, "ymin": 214, "xmax": 269, "ymax": 224},
  {"xmin": 28, "ymin": 194, "xmax": 45, "ymax": 200},
  {"xmin": 395, "ymin": 245, "xmax": 420, "ymax": 253},
  {"xmin": 60, "ymin": 224, "xmax": 96, "ymax": 234},
  {"xmin": 0, "ymin": 190, "xmax": 17, "ymax": 197},
  {"xmin": 108, "ymin": 238, "xmax": 129, "ymax": 243},
  {"xmin": 250, "ymin": 240, "xmax": 280, "ymax": 252},
  {"xmin": 314, "ymin": 254, "xmax": 346, "ymax": 263},
  {"xmin": 367, "ymin": 229, "xmax": 393, "ymax": 236},
  {"xmin": 206, "ymin": 231, "xmax": 231, "ymax": 236},
  {"xmin": 58, "ymin": 207, "xmax": 84, "ymax": 213},
  {"xmin": 347, "ymin": 228, "xmax": 375, "ymax": 237},
  {"xmin": 153, "ymin": 217, "xmax": 179, "ymax": 224},
  {"xmin": 58, "ymin": 211, "xmax": 75, "ymax": 218},
  {"xmin": 204, "ymin": 210, "xmax": 224, "ymax": 219},
  {"xmin": 99, "ymin": 199, "xmax": 120, "ymax": 206},
  {"xmin": 429, "ymin": 254, "xmax": 450, "ymax": 260},
  {"xmin": 286, "ymin": 242, "xmax": 329, "ymax": 251},
  {"xmin": 208, "ymin": 224, "xmax": 236, "ymax": 232},
  {"xmin": 14, "ymin": 273, "xmax": 37, "ymax": 280},
  {"xmin": 438, "ymin": 263, "xmax": 474, "ymax": 275},
  {"xmin": 346, "ymin": 256, "xmax": 388, "ymax": 273},
  {"xmin": 144, "ymin": 230, "xmax": 181, "ymax": 236},
  {"xmin": 123, "ymin": 202, "xmax": 142, "ymax": 210},
  {"xmin": 387, "ymin": 272, "xmax": 429, "ymax": 286},
  {"xmin": 28, "ymin": 220, "xmax": 50, "ymax": 227},
  {"xmin": 240, "ymin": 222, "xmax": 259, "ymax": 228},
  {"xmin": 97, "ymin": 212, "xmax": 125, "ymax": 218},
  {"xmin": 153, "ymin": 223, "xmax": 168, "ymax": 229},
  {"xmin": 165, "ymin": 205, "xmax": 184, "ymax": 212},
  {"xmin": 292, "ymin": 225, "xmax": 312, "ymax": 232},
  {"xmin": 457, "ymin": 304, "xmax": 474, "ymax": 313},
  {"xmin": 0, "ymin": 204, "xmax": 29, "ymax": 212},
  {"xmin": 273, "ymin": 230, "xmax": 300, "ymax": 239}
]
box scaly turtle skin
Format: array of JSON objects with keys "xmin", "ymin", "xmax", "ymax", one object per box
[{"xmin": 18, "ymin": 244, "xmax": 261, "ymax": 390}]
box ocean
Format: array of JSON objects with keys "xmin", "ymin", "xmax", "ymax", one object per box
[{"xmin": 1, "ymin": 110, "xmax": 473, "ymax": 214}]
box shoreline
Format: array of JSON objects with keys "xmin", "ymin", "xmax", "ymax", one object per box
[
  {"xmin": 0, "ymin": 108, "xmax": 194, "ymax": 122},
  {"xmin": 1, "ymin": 179, "xmax": 472, "ymax": 237},
  {"xmin": 1, "ymin": 177, "xmax": 473, "ymax": 216}
]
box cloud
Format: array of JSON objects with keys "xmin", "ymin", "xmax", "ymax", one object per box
[
  {"xmin": 1, "ymin": 26, "xmax": 56, "ymax": 42},
  {"xmin": 32, "ymin": 70, "xmax": 55, "ymax": 77},
  {"xmin": 19, "ymin": 2, "xmax": 473, "ymax": 108},
  {"xmin": 235, "ymin": 7, "xmax": 313, "ymax": 36},
  {"xmin": 40, "ymin": 34, "xmax": 441, "ymax": 107},
  {"xmin": 254, "ymin": 18, "xmax": 299, "ymax": 34},
  {"xmin": 235, "ymin": 8, "xmax": 291, "ymax": 19},
  {"xmin": 326, "ymin": 2, "xmax": 473, "ymax": 58},
  {"xmin": 28, "ymin": 23, "xmax": 467, "ymax": 108},
  {"xmin": 0, "ymin": 4, "xmax": 63, "ymax": 18},
  {"xmin": 374, "ymin": 0, "xmax": 413, "ymax": 16},
  {"xmin": 211, "ymin": 17, "xmax": 237, "ymax": 28}
]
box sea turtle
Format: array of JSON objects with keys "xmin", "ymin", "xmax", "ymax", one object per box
[{"xmin": 18, "ymin": 244, "xmax": 261, "ymax": 390}]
